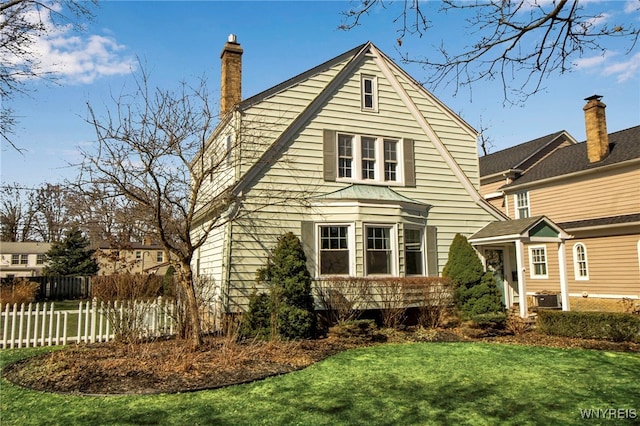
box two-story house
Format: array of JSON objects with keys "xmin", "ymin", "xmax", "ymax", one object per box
[
  {"xmin": 475, "ymin": 96, "xmax": 640, "ymax": 314},
  {"xmin": 192, "ymin": 36, "xmax": 505, "ymax": 316},
  {"xmin": 0, "ymin": 242, "xmax": 52, "ymax": 278},
  {"xmin": 94, "ymin": 240, "xmax": 170, "ymax": 276}
]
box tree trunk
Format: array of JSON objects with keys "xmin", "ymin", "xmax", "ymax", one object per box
[{"xmin": 178, "ymin": 262, "xmax": 202, "ymax": 350}]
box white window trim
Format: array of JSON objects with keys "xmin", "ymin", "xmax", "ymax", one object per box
[
  {"xmin": 335, "ymin": 133, "xmax": 404, "ymax": 185},
  {"xmin": 404, "ymin": 226, "xmax": 425, "ymax": 276},
  {"xmin": 364, "ymin": 223, "xmax": 398, "ymax": 277},
  {"xmin": 528, "ymin": 245, "xmax": 548, "ymax": 279},
  {"xmin": 361, "ymin": 74, "xmax": 378, "ymax": 112},
  {"xmin": 316, "ymin": 223, "xmax": 356, "ymax": 277},
  {"xmin": 515, "ymin": 191, "xmax": 530, "ymax": 219},
  {"xmin": 572, "ymin": 243, "xmax": 589, "ymax": 281}
]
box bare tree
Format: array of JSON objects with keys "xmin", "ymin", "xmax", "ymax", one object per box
[
  {"xmin": 0, "ymin": 0, "xmax": 96, "ymax": 149},
  {"xmin": 340, "ymin": 0, "xmax": 639, "ymax": 103},
  {"xmin": 32, "ymin": 183, "xmax": 69, "ymax": 242},
  {"xmin": 0, "ymin": 182, "xmax": 37, "ymax": 241},
  {"xmin": 80, "ymin": 68, "xmax": 244, "ymax": 349}
]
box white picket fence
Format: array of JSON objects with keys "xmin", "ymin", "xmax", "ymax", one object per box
[{"xmin": 0, "ymin": 297, "xmax": 207, "ymax": 349}]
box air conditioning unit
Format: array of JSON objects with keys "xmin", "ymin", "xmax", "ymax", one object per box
[{"xmin": 535, "ymin": 293, "xmax": 560, "ymax": 309}]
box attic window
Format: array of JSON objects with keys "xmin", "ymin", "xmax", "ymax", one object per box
[{"xmin": 361, "ymin": 75, "xmax": 377, "ymax": 112}]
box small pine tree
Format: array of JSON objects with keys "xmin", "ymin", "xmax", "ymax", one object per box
[
  {"xmin": 442, "ymin": 233, "xmax": 484, "ymax": 287},
  {"xmin": 245, "ymin": 232, "xmax": 316, "ymax": 340},
  {"xmin": 43, "ymin": 228, "xmax": 98, "ymax": 276},
  {"xmin": 442, "ymin": 233, "xmax": 504, "ymax": 321}
]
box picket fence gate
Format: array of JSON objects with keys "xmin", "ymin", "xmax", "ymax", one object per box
[{"xmin": 0, "ymin": 297, "xmax": 186, "ymax": 349}]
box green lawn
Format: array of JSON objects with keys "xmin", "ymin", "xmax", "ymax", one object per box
[{"xmin": 1, "ymin": 342, "xmax": 639, "ymax": 425}]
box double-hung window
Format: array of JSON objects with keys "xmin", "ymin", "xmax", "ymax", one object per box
[
  {"xmin": 361, "ymin": 137, "xmax": 376, "ymax": 180},
  {"xmin": 11, "ymin": 254, "xmax": 27, "ymax": 265},
  {"xmin": 529, "ymin": 246, "xmax": 548, "ymax": 278},
  {"xmin": 384, "ymin": 140, "xmax": 398, "ymax": 181},
  {"xmin": 515, "ymin": 192, "xmax": 530, "ymax": 219},
  {"xmin": 365, "ymin": 226, "xmax": 395, "ymax": 275},
  {"xmin": 338, "ymin": 134, "xmax": 353, "ymax": 179},
  {"xmin": 404, "ymin": 228, "xmax": 424, "ymax": 275},
  {"xmin": 156, "ymin": 251, "xmax": 164, "ymax": 262},
  {"xmin": 336, "ymin": 133, "xmax": 402, "ymax": 184},
  {"xmin": 36, "ymin": 254, "xmax": 44, "ymax": 265},
  {"xmin": 573, "ymin": 243, "xmax": 589, "ymax": 280},
  {"xmin": 319, "ymin": 225, "xmax": 351, "ymax": 275}
]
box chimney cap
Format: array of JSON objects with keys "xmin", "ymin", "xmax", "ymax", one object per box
[
  {"xmin": 584, "ymin": 94, "xmax": 603, "ymax": 102},
  {"xmin": 228, "ymin": 34, "xmax": 238, "ymax": 43}
]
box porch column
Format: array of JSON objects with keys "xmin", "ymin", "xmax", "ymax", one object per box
[
  {"xmin": 558, "ymin": 241, "xmax": 570, "ymax": 311},
  {"xmin": 515, "ymin": 240, "xmax": 528, "ymax": 318}
]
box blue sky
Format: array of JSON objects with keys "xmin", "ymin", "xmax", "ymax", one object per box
[{"xmin": 2, "ymin": 0, "xmax": 639, "ymax": 188}]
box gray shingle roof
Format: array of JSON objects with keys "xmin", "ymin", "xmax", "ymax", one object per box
[
  {"xmin": 239, "ymin": 43, "xmax": 368, "ymax": 110},
  {"xmin": 503, "ymin": 125, "xmax": 640, "ymax": 188},
  {"xmin": 558, "ymin": 213, "xmax": 640, "ymax": 230},
  {"xmin": 469, "ymin": 216, "xmax": 547, "ymax": 240},
  {"xmin": 479, "ymin": 131, "xmax": 567, "ymax": 176}
]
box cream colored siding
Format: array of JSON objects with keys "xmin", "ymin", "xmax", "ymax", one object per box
[
  {"xmin": 217, "ymin": 53, "xmax": 496, "ymax": 311},
  {"xmin": 519, "ymin": 166, "xmax": 639, "ymax": 222},
  {"xmin": 567, "ymin": 234, "xmax": 640, "ymax": 297}
]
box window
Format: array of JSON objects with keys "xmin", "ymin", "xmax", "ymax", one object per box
[
  {"xmin": 361, "ymin": 137, "xmax": 376, "ymax": 179},
  {"xmin": 136, "ymin": 251, "xmax": 142, "ymax": 260},
  {"xmin": 366, "ymin": 226, "xmax": 395, "ymax": 275},
  {"xmin": 338, "ymin": 134, "xmax": 353, "ymax": 178},
  {"xmin": 516, "ymin": 192, "xmax": 530, "ymax": 219},
  {"xmin": 11, "ymin": 254, "xmax": 27, "ymax": 265},
  {"xmin": 361, "ymin": 75, "xmax": 377, "ymax": 111},
  {"xmin": 573, "ymin": 243, "xmax": 589, "ymax": 280},
  {"xmin": 384, "ymin": 140, "xmax": 397, "ymax": 181},
  {"xmin": 336, "ymin": 133, "xmax": 402, "ymax": 184},
  {"xmin": 156, "ymin": 251, "xmax": 164, "ymax": 262},
  {"xmin": 319, "ymin": 225, "xmax": 350, "ymax": 275},
  {"xmin": 36, "ymin": 254, "xmax": 44, "ymax": 265},
  {"xmin": 404, "ymin": 228, "xmax": 424, "ymax": 275},
  {"xmin": 529, "ymin": 246, "xmax": 548, "ymax": 278}
]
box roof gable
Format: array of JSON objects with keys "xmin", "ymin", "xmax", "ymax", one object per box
[{"xmin": 469, "ymin": 215, "xmax": 569, "ymax": 242}]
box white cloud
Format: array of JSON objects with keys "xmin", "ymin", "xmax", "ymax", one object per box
[
  {"xmin": 11, "ymin": 2, "xmax": 136, "ymax": 84},
  {"xmin": 573, "ymin": 53, "xmax": 611, "ymax": 69},
  {"xmin": 603, "ymin": 51, "xmax": 640, "ymax": 82},
  {"xmin": 624, "ymin": 1, "xmax": 640, "ymax": 14}
]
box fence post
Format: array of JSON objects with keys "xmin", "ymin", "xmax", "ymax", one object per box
[
  {"xmin": 26, "ymin": 303, "xmax": 33, "ymax": 348},
  {"xmin": 2, "ymin": 303, "xmax": 9, "ymax": 348},
  {"xmin": 47, "ymin": 303, "xmax": 54, "ymax": 346}
]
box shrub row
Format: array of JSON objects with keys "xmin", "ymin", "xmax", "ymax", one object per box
[
  {"xmin": 0, "ymin": 279, "xmax": 40, "ymax": 306},
  {"xmin": 537, "ymin": 310, "xmax": 640, "ymax": 343},
  {"xmin": 315, "ymin": 276, "xmax": 455, "ymax": 329}
]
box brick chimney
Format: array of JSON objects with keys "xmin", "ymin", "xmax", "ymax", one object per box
[
  {"xmin": 583, "ymin": 95, "xmax": 609, "ymax": 163},
  {"xmin": 220, "ymin": 34, "xmax": 243, "ymax": 116}
]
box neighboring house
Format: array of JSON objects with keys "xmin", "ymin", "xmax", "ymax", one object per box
[
  {"xmin": 95, "ymin": 241, "xmax": 170, "ymax": 276},
  {"xmin": 192, "ymin": 36, "xmax": 505, "ymax": 316},
  {"xmin": 474, "ymin": 96, "xmax": 640, "ymax": 314},
  {"xmin": 0, "ymin": 242, "xmax": 52, "ymax": 278}
]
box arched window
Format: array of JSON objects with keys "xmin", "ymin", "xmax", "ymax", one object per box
[{"xmin": 573, "ymin": 243, "xmax": 589, "ymax": 280}]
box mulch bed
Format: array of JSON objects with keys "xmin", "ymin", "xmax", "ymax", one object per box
[{"xmin": 3, "ymin": 329, "xmax": 638, "ymax": 396}]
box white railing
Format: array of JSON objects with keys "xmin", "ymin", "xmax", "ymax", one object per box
[{"xmin": 0, "ymin": 297, "xmax": 212, "ymax": 349}]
